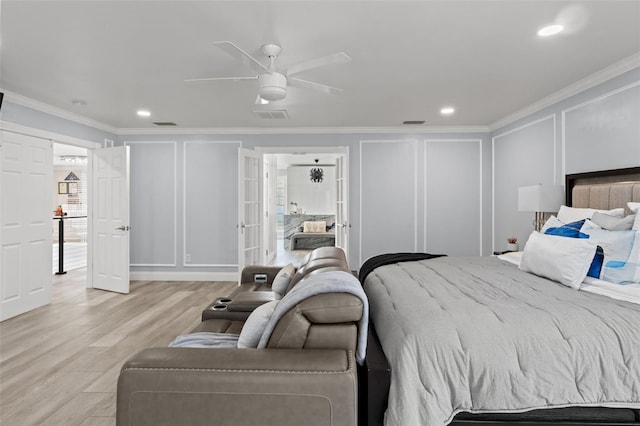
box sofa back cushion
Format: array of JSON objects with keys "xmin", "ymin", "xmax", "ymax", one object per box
[
  {"xmin": 286, "ymin": 258, "xmax": 349, "ymax": 293},
  {"xmin": 266, "ymin": 293, "xmax": 362, "ymax": 352}
]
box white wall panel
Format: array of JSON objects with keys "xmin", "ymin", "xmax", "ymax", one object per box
[
  {"xmin": 360, "ymin": 140, "xmax": 417, "ymax": 265},
  {"xmin": 127, "ymin": 141, "xmax": 177, "ymax": 266},
  {"xmin": 425, "ymin": 140, "xmax": 482, "ymax": 256},
  {"xmin": 493, "ymin": 116, "xmax": 556, "ymax": 252},
  {"xmin": 184, "ymin": 141, "xmax": 239, "ymax": 267},
  {"xmin": 563, "ymin": 82, "xmax": 640, "ymax": 175}
]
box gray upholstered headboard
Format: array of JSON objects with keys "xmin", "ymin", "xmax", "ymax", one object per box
[{"xmin": 566, "ymin": 167, "xmax": 640, "ymax": 215}]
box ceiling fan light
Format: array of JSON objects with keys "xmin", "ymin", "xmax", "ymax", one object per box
[
  {"xmin": 258, "ymin": 72, "xmax": 287, "ymax": 101},
  {"xmin": 537, "ymin": 24, "xmax": 564, "ymax": 37}
]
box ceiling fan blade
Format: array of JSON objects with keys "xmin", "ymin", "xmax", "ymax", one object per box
[
  {"xmin": 212, "ymin": 41, "xmax": 272, "ymax": 75},
  {"xmin": 286, "ymin": 52, "xmax": 351, "ymax": 76},
  {"xmin": 184, "ymin": 76, "xmax": 258, "ymax": 82},
  {"xmin": 288, "ymin": 77, "xmax": 344, "ymax": 95}
]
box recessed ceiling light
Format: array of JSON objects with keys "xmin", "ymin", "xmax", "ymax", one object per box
[
  {"xmin": 137, "ymin": 109, "xmax": 151, "ymax": 117},
  {"xmin": 537, "ymin": 24, "xmax": 564, "ymax": 37},
  {"xmin": 402, "ymin": 120, "xmax": 425, "ymax": 125},
  {"xmin": 440, "ymin": 107, "xmax": 455, "ymax": 115}
]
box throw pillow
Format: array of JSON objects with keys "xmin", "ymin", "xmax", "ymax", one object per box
[
  {"xmin": 629, "ymin": 202, "xmax": 640, "ymax": 230},
  {"xmin": 591, "ymin": 212, "xmax": 635, "ymax": 231},
  {"xmin": 237, "ymin": 300, "xmax": 279, "ymax": 348},
  {"xmin": 557, "ymin": 205, "xmax": 624, "ymax": 224},
  {"xmin": 580, "ymin": 226, "xmax": 637, "ymax": 283},
  {"xmin": 271, "ymin": 263, "xmax": 296, "ymax": 295},
  {"xmin": 520, "ymin": 231, "xmax": 597, "ymax": 289},
  {"xmin": 544, "ymin": 219, "xmax": 588, "ymax": 238}
]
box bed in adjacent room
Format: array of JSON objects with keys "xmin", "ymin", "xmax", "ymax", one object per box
[{"xmin": 361, "ymin": 167, "xmax": 640, "ymax": 426}]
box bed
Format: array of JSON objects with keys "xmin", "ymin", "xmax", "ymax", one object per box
[{"xmin": 360, "ymin": 167, "xmax": 640, "ymax": 426}]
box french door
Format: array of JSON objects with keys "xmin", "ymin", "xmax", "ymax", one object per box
[
  {"xmin": 238, "ymin": 148, "xmax": 263, "ymax": 275},
  {"xmin": 335, "ymin": 153, "xmax": 349, "ymax": 260}
]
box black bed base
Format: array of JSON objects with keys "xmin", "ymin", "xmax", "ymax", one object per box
[{"xmin": 359, "ymin": 324, "xmax": 640, "ymax": 426}]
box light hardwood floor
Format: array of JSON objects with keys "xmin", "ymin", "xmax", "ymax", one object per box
[{"xmin": 0, "ymin": 270, "xmax": 236, "ymax": 425}]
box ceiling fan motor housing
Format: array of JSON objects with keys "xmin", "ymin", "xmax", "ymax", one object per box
[{"xmin": 259, "ymin": 72, "xmax": 287, "ymax": 101}]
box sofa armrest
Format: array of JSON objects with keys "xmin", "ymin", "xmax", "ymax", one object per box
[
  {"xmin": 240, "ymin": 265, "xmax": 285, "ymax": 287},
  {"xmin": 227, "ymin": 290, "xmax": 279, "ymax": 312},
  {"xmin": 117, "ymin": 348, "xmax": 357, "ymax": 426}
]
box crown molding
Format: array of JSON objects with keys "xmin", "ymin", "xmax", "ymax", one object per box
[
  {"xmin": 1, "ymin": 89, "xmax": 118, "ymax": 135},
  {"xmin": 116, "ymin": 125, "xmax": 489, "ymax": 136},
  {"xmin": 1, "ymin": 90, "xmax": 488, "ymax": 135},
  {"xmin": 0, "ymin": 120, "xmax": 101, "ymax": 148},
  {"xmin": 489, "ymin": 52, "xmax": 640, "ymax": 132}
]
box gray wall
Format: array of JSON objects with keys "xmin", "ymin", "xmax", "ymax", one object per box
[
  {"xmin": 119, "ymin": 132, "xmax": 491, "ymax": 273},
  {"xmin": 491, "ymin": 67, "xmax": 640, "ymax": 252},
  {"xmin": 3, "ymin": 65, "xmax": 637, "ymax": 276}
]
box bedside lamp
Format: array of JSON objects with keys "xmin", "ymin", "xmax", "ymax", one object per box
[{"xmin": 518, "ymin": 184, "xmax": 564, "ymax": 231}]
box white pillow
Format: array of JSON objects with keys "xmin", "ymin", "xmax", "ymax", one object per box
[
  {"xmin": 303, "ymin": 221, "xmax": 326, "ymax": 233},
  {"xmin": 520, "ymin": 231, "xmax": 597, "ymax": 289},
  {"xmin": 581, "ymin": 225, "xmax": 638, "ymax": 284},
  {"xmin": 629, "ymin": 202, "xmax": 640, "ymax": 230},
  {"xmin": 590, "ymin": 212, "xmax": 635, "ymax": 231},
  {"xmin": 557, "ymin": 205, "xmax": 624, "ymax": 224},
  {"xmin": 271, "ymin": 263, "xmax": 296, "ymax": 295},
  {"xmin": 237, "ymin": 300, "xmax": 278, "ymax": 348},
  {"xmin": 540, "ymin": 215, "xmax": 565, "ymax": 232}
]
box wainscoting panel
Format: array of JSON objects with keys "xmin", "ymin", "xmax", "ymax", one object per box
[
  {"xmin": 425, "ymin": 139, "xmax": 482, "ymax": 256},
  {"xmin": 563, "ymin": 81, "xmax": 640, "ymax": 175},
  {"xmin": 492, "ymin": 116, "xmax": 556, "ymax": 252},
  {"xmin": 360, "ymin": 140, "xmax": 417, "ymax": 266},
  {"xmin": 126, "ymin": 141, "xmax": 177, "ymax": 266},
  {"xmin": 183, "ymin": 141, "xmax": 239, "ymax": 267}
]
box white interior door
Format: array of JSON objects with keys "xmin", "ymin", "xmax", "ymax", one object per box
[
  {"xmin": 263, "ymin": 155, "xmax": 277, "ymax": 265},
  {"xmin": 238, "ymin": 148, "xmax": 263, "ymax": 275},
  {"xmin": 335, "ymin": 154, "xmax": 349, "ymax": 261},
  {"xmin": 0, "ymin": 131, "xmax": 53, "ymax": 321},
  {"xmin": 91, "ymin": 146, "xmax": 130, "ymax": 294}
]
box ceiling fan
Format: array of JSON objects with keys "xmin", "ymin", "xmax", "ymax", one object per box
[{"xmin": 185, "ymin": 41, "xmax": 351, "ymax": 103}]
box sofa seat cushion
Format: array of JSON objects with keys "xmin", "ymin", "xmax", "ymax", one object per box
[{"xmin": 191, "ymin": 319, "xmax": 244, "ymax": 335}]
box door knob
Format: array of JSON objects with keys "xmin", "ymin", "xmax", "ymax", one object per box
[{"xmin": 115, "ymin": 225, "xmax": 131, "ymax": 231}]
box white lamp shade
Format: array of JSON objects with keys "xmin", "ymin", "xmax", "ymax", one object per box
[{"xmin": 518, "ymin": 185, "xmax": 564, "ymax": 212}]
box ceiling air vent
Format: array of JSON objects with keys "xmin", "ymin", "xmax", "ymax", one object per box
[
  {"xmin": 153, "ymin": 121, "xmax": 177, "ymax": 126},
  {"xmin": 254, "ymin": 110, "xmax": 288, "ymax": 120},
  {"xmin": 402, "ymin": 120, "xmax": 425, "ymax": 125}
]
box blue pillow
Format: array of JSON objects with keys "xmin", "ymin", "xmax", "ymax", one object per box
[{"xmin": 544, "ymin": 219, "xmax": 589, "ymax": 239}]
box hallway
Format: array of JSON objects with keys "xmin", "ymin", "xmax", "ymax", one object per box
[{"xmin": 52, "ymin": 242, "xmax": 87, "ymax": 274}]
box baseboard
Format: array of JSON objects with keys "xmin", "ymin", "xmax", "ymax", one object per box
[{"xmin": 129, "ymin": 271, "xmax": 238, "ymax": 282}]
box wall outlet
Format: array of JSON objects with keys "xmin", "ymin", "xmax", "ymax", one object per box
[{"xmin": 185, "ymin": 253, "xmax": 191, "ymax": 263}]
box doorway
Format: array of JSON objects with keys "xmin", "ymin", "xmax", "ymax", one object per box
[
  {"xmin": 258, "ymin": 147, "xmax": 349, "ymax": 267},
  {"xmin": 52, "ymin": 143, "xmax": 88, "ymax": 278}
]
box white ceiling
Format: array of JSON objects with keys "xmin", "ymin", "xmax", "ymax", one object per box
[{"xmin": 1, "ymin": 1, "xmax": 639, "ymax": 130}]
